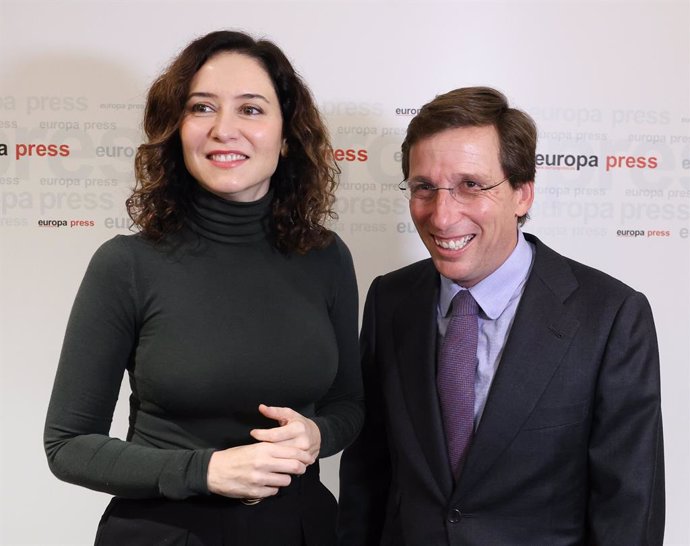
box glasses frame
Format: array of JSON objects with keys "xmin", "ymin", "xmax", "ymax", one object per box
[{"xmin": 398, "ymin": 175, "xmax": 511, "ymax": 202}]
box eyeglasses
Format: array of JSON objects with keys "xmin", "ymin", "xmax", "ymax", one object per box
[{"xmin": 399, "ymin": 176, "xmax": 510, "ymax": 203}]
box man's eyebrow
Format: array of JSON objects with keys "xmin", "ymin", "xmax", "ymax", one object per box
[
  {"xmin": 407, "ymin": 173, "xmax": 487, "ymax": 184},
  {"xmin": 407, "ymin": 175, "xmax": 434, "ymax": 183}
]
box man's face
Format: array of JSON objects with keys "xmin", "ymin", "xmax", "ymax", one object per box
[{"xmin": 408, "ymin": 125, "xmax": 534, "ymax": 287}]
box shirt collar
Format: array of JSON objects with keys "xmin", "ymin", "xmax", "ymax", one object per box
[{"xmin": 438, "ymin": 230, "xmax": 534, "ymax": 320}]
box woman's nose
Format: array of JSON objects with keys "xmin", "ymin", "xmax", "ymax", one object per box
[{"xmin": 210, "ymin": 110, "xmax": 240, "ymax": 142}]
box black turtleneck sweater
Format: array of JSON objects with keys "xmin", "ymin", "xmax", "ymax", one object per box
[{"xmin": 44, "ymin": 188, "xmax": 363, "ymax": 500}]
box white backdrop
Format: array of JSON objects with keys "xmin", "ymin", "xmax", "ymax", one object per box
[{"xmin": 1, "ymin": 0, "xmax": 688, "ymax": 544}]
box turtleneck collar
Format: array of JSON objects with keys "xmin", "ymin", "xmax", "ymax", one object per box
[{"xmin": 186, "ymin": 185, "xmax": 273, "ymax": 244}]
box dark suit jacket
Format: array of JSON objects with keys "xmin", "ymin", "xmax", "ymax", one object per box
[{"xmin": 338, "ymin": 233, "xmax": 664, "ymax": 546}]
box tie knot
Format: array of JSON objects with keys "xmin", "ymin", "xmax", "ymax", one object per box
[{"xmin": 450, "ymin": 290, "xmax": 478, "ymax": 317}]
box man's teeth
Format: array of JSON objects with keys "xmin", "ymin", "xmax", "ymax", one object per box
[
  {"xmin": 210, "ymin": 153, "xmax": 247, "ymax": 161},
  {"xmin": 435, "ymin": 235, "xmax": 474, "ymax": 250}
]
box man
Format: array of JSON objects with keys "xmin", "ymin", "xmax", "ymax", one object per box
[{"xmin": 337, "ymin": 87, "xmax": 664, "ymax": 545}]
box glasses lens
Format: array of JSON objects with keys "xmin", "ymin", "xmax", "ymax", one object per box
[
  {"xmin": 400, "ymin": 177, "xmax": 507, "ymax": 203},
  {"xmin": 451, "ymin": 183, "xmax": 477, "ymax": 202},
  {"xmin": 409, "ymin": 182, "xmax": 436, "ymax": 201},
  {"xmin": 450, "ymin": 179, "xmax": 503, "ymax": 202}
]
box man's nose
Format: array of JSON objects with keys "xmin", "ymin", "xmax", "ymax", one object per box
[{"xmin": 429, "ymin": 189, "xmax": 465, "ymax": 228}]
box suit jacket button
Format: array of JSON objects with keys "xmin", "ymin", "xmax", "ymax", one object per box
[{"xmin": 448, "ymin": 508, "xmax": 462, "ymax": 523}]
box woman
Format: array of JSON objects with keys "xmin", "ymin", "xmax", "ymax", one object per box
[{"xmin": 44, "ymin": 30, "xmax": 363, "ymax": 546}]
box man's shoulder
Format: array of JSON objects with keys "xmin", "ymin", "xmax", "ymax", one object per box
[
  {"xmin": 376, "ymin": 258, "xmax": 437, "ymax": 289},
  {"xmin": 526, "ymin": 232, "xmax": 640, "ymax": 300}
]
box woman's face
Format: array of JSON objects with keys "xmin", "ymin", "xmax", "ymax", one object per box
[{"xmin": 180, "ymin": 52, "xmax": 284, "ymax": 202}]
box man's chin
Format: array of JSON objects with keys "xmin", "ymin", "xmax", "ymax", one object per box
[{"xmin": 431, "ymin": 257, "xmax": 467, "ymax": 284}]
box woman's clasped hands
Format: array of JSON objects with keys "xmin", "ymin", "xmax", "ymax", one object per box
[{"xmin": 206, "ymin": 404, "xmax": 321, "ymax": 500}]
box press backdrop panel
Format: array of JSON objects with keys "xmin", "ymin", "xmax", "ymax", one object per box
[{"xmin": 1, "ymin": 1, "xmax": 688, "ymax": 544}]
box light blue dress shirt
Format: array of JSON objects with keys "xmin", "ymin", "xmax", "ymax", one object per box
[{"xmin": 437, "ymin": 230, "xmax": 535, "ymax": 429}]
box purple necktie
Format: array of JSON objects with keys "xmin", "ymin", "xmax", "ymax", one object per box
[{"xmin": 437, "ymin": 290, "xmax": 479, "ymax": 480}]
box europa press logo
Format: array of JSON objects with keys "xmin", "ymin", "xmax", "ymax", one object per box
[
  {"xmin": 333, "ymin": 148, "xmax": 368, "ymax": 162},
  {"xmin": 536, "ymin": 152, "xmax": 658, "ymax": 172},
  {"xmin": 0, "ymin": 141, "xmax": 70, "ymax": 160}
]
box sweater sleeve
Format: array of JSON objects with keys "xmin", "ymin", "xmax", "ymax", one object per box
[
  {"xmin": 43, "ymin": 236, "xmax": 214, "ymax": 499},
  {"xmin": 311, "ymin": 235, "xmax": 365, "ymax": 457}
]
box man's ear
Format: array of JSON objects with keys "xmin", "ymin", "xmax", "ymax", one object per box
[{"xmin": 515, "ymin": 181, "xmax": 534, "ymax": 218}]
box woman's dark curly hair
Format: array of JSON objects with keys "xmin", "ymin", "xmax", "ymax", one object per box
[{"xmin": 128, "ymin": 30, "xmax": 339, "ymax": 253}]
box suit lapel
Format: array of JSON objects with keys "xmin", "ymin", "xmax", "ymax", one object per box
[
  {"xmin": 392, "ymin": 261, "xmax": 455, "ymax": 497},
  {"xmin": 455, "ymin": 236, "xmax": 581, "ymax": 498}
]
